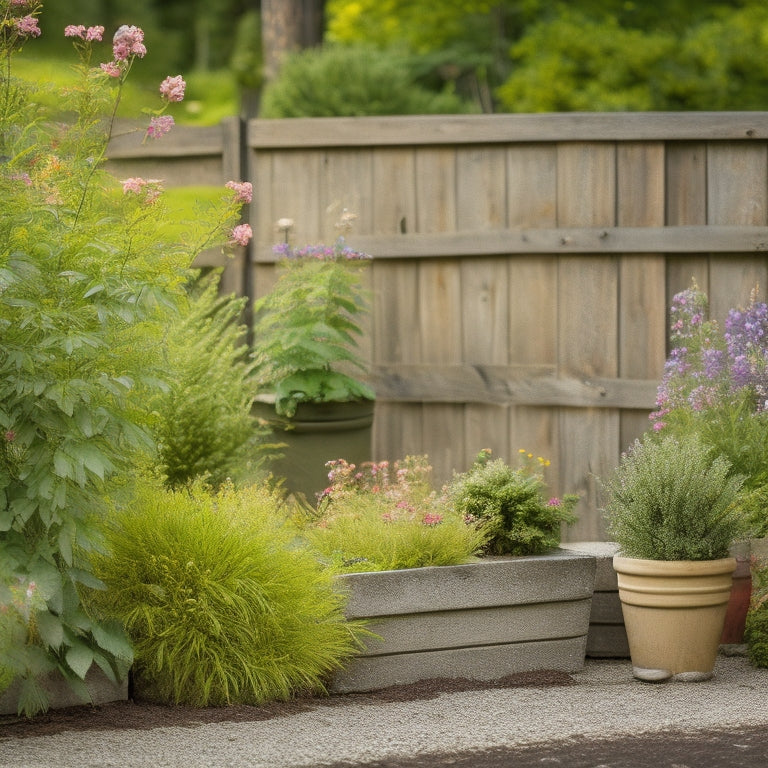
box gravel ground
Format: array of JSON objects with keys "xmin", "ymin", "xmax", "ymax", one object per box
[{"xmin": 1, "ymin": 655, "xmax": 767, "ymax": 768}]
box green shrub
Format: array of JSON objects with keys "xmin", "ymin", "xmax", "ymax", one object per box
[
  {"xmin": 151, "ymin": 274, "xmax": 262, "ymax": 489},
  {"xmin": 302, "ymin": 456, "xmax": 486, "ymax": 572},
  {"xmin": 445, "ymin": 450, "xmax": 578, "ymax": 556},
  {"xmin": 260, "ymin": 44, "xmax": 473, "ymax": 118},
  {"xmin": 746, "ymin": 560, "xmax": 768, "ymax": 668},
  {"xmin": 602, "ymin": 435, "xmax": 745, "ymax": 561},
  {"xmin": 0, "ymin": 8, "xmax": 249, "ymax": 716},
  {"xmin": 91, "ymin": 480, "xmax": 363, "ymax": 706}
]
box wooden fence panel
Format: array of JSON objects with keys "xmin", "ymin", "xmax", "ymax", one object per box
[{"xmin": 109, "ymin": 112, "xmax": 768, "ymax": 541}]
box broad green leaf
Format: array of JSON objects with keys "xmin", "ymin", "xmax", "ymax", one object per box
[
  {"xmin": 91, "ymin": 620, "xmax": 134, "ymax": 662},
  {"xmin": 35, "ymin": 610, "xmax": 64, "ymax": 650},
  {"xmin": 65, "ymin": 642, "xmax": 94, "ymax": 680}
]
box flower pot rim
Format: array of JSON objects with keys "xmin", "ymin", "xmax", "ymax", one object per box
[{"xmin": 613, "ymin": 554, "xmax": 736, "ymax": 576}]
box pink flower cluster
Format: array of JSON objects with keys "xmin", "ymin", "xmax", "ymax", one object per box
[
  {"xmin": 64, "ymin": 24, "xmax": 104, "ymax": 41},
  {"xmin": 230, "ymin": 223, "xmax": 252, "ymax": 247},
  {"xmin": 146, "ymin": 115, "xmax": 175, "ymax": 140},
  {"xmin": 121, "ymin": 177, "xmax": 163, "ymax": 204},
  {"xmin": 112, "ymin": 24, "xmax": 146, "ymax": 61},
  {"xmin": 159, "ymin": 75, "xmax": 186, "ymax": 102},
  {"xmin": 14, "ymin": 15, "xmax": 40, "ymax": 37},
  {"xmin": 225, "ymin": 180, "xmax": 253, "ymax": 204}
]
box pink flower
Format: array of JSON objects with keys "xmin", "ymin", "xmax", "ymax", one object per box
[
  {"xmin": 230, "ymin": 223, "xmax": 252, "ymax": 247},
  {"xmin": 112, "ymin": 24, "xmax": 145, "ymax": 61},
  {"xmin": 11, "ymin": 0, "xmax": 32, "ymax": 5},
  {"xmin": 100, "ymin": 61, "xmax": 121, "ymax": 78},
  {"xmin": 422, "ymin": 513, "xmax": 443, "ymax": 526},
  {"xmin": 159, "ymin": 75, "xmax": 186, "ymax": 102},
  {"xmin": 15, "ymin": 15, "xmax": 41, "ymax": 37},
  {"xmin": 122, "ymin": 177, "xmax": 146, "ymax": 194},
  {"xmin": 85, "ymin": 25, "xmax": 104, "ymax": 41},
  {"xmin": 64, "ymin": 25, "xmax": 86, "ymax": 38},
  {"xmin": 225, "ymin": 180, "xmax": 252, "ymax": 204},
  {"xmin": 546, "ymin": 497, "xmax": 561, "ymax": 507},
  {"xmin": 5, "ymin": 430, "xmax": 16, "ymax": 443},
  {"xmin": 10, "ymin": 172, "xmax": 31, "ymax": 186},
  {"xmin": 146, "ymin": 115, "xmax": 175, "ymax": 139}
]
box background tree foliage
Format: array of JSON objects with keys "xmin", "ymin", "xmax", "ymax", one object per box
[{"xmin": 26, "ymin": 1, "xmax": 768, "ymax": 119}]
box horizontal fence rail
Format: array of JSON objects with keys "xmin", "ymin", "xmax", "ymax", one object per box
[{"xmin": 109, "ymin": 112, "xmax": 768, "ymax": 540}]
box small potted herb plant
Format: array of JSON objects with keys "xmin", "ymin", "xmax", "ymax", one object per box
[
  {"xmin": 252, "ymin": 214, "xmax": 375, "ymax": 500},
  {"xmin": 603, "ymin": 433, "xmax": 746, "ymax": 682}
]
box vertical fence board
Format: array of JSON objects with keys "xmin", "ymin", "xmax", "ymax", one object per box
[
  {"xmin": 708, "ymin": 143, "xmax": 768, "ymax": 323},
  {"xmin": 506, "ymin": 145, "xmax": 560, "ymax": 481},
  {"xmin": 617, "ymin": 143, "xmax": 666, "ymax": 448},
  {"xmin": 415, "ymin": 149, "xmax": 464, "ymax": 479},
  {"xmin": 557, "ymin": 143, "xmax": 618, "ymax": 541},
  {"xmin": 457, "ymin": 147, "xmax": 510, "ymax": 467},
  {"xmin": 371, "ymin": 149, "xmax": 420, "ymax": 461}
]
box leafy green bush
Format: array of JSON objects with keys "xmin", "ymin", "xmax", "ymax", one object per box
[
  {"xmin": 746, "ymin": 559, "xmax": 768, "ymax": 668},
  {"xmin": 445, "ymin": 450, "xmax": 578, "ymax": 557},
  {"xmin": 602, "ymin": 435, "xmax": 745, "ymax": 561},
  {"xmin": 91, "ymin": 480, "xmax": 363, "ymax": 706},
  {"xmin": 301, "ymin": 456, "xmax": 486, "ymax": 572},
  {"xmin": 0, "ymin": 8, "xmax": 249, "ymax": 715},
  {"xmin": 260, "ymin": 44, "xmax": 473, "ymax": 118},
  {"xmin": 252, "ymin": 232, "xmax": 375, "ymax": 417},
  {"xmin": 151, "ymin": 274, "xmax": 262, "ymax": 489}
]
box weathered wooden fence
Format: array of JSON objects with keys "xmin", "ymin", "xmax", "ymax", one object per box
[{"xmin": 108, "ymin": 112, "xmax": 768, "ymax": 540}]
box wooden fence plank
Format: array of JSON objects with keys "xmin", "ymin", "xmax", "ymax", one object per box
[
  {"xmin": 246, "ymin": 113, "xmax": 768, "ymax": 148},
  {"xmin": 708, "ymin": 143, "xmax": 768, "ymax": 323},
  {"xmin": 617, "ymin": 142, "xmax": 666, "ymax": 448},
  {"xmin": 456, "ymin": 147, "xmax": 510, "ymax": 466},
  {"xmin": 557, "ymin": 143, "xmax": 618, "ymax": 541}
]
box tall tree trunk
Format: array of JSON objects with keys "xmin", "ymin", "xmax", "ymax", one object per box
[{"xmin": 261, "ymin": 0, "xmax": 324, "ymax": 82}]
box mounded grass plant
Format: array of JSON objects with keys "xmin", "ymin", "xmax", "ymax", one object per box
[
  {"xmin": 91, "ymin": 481, "xmax": 363, "ymax": 706},
  {"xmin": 603, "ymin": 434, "xmax": 746, "ymax": 561}
]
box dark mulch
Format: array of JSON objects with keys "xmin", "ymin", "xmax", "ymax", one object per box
[{"xmin": 0, "ymin": 670, "xmax": 574, "ymax": 740}]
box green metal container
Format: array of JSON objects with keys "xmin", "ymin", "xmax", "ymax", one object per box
[{"xmin": 254, "ymin": 398, "xmax": 375, "ymax": 501}]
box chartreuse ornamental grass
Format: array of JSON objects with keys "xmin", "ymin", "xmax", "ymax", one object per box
[{"xmin": 91, "ymin": 481, "xmax": 364, "ymax": 707}]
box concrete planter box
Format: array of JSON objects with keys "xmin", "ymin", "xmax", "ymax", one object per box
[
  {"xmin": 0, "ymin": 666, "xmax": 128, "ymax": 716},
  {"xmin": 561, "ymin": 541, "xmax": 629, "ymax": 658},
  {"xmin": 330, "ymin": 549, "xmax": 596, "ymax": 693}
]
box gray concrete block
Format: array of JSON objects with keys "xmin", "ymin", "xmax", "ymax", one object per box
[
  {"xmin": 332, "ymin": 550, "xmax": 597, "ymax": 693},
  {"xmin": 0, "ymin": 666, "xmax": 128, "ymax": 715},
  {"xmin": 331, "ymin": 637, "xmax": 589, "ymax": 693},
  {"xmin": 337, "ymin": 549, "xmax": 596, "ymax": 619},
  {"xmin": 361, "ymin": 599, "xmax": 592, "ymax": 656},
  {"xmin": 560, "ymin": 541, "xmax": 620, "ymax": 590}
]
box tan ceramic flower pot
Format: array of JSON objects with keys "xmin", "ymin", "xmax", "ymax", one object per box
[{"xmin": 613, "ymin": 555, "xmax": 736, "ymax": 682}]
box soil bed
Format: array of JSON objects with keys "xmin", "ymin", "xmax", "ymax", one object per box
[{"xmin": 0, "ymin": 670, "xmax": 574, "ymax": 740}]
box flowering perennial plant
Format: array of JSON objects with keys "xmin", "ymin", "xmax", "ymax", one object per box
[
  {"xmin": 651, "ymin": 281, "xmax": 768, "ymax": 430},
  {"xmin": 0, "ymin": 3, "xmax": 250, "ymax": 715},
  {"xmin": 252, "ymin": 215, "xmax": 374, "ymax": 417},
  {"xmin": 302, "ymin": 455, "xmax": 487, "ymax": 572}
]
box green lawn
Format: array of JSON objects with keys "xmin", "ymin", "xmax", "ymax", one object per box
[{"xmin": 20, "ymin": 57, "xmax": 238, "ymax": 126}]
